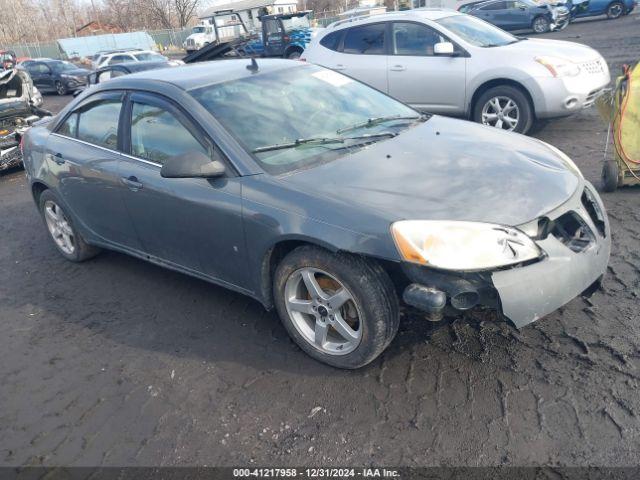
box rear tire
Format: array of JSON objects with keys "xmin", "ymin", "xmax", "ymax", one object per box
[
  {"xmin": 473, "ymin": 85, "xmax": 534, "ymax": 134},
  {"xmin": 38, "ymin": 189, "xmax": 101, "ymax": 262},
  {"xmin": 55, "ymin": 81, "xmax": 67, "ymax": 96},
  {"xmin": 286, "ymin": 49, "xmax": 302, "ymax": 60},
  {"xmin": 606, "ymin": 1, "xmax": 624, "ymax": 18},
  {"xmin": 532, "ymin": 15, "xmax": 551, "ymax": 33},
  {"xmin": 601, "ymin": 160, "xmax": 619, "ymax": 192},
  {"xmin": 273, "ymin": 246, "xmax": 399, "ymax": 369}
]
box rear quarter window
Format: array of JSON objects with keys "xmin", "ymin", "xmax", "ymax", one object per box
[{"xmin": 320, "ymin": 31, "xmax": 343, "ymax": 51}]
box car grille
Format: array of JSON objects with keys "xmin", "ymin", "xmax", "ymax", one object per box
[
  {"xmin": 187, "ymin": 38, "xmax": 195, "ymax": 47},
  {"xmin": 581, "ymin": 59, "xmax": 605, "ymax": 74},
  {"xmin": 549, "ymin": 212, "xmax": 595, "ymax": 253}
]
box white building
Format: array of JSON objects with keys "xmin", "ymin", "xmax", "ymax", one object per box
[{"xmin": 199, "ymin": 0, "xmax": 299, "ymax": 33}]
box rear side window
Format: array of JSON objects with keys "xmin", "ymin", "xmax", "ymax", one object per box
[
  {"xmin": 130, "ymin": 102, "xmax": 208, "ymax": 164},
  {"xmin": 343, "ymin": 24, "xmax": 386, "ymax": 55},
  {"xmin": 76, "ymin": 99, "xmax": 122, "ymax": 149},
  {"xmin": 320, "ymin": 31, "xmax": 342, "ymax": 51}
]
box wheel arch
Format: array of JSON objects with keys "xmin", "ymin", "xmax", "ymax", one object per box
[
  {"xmin": 284, "ymin": 44, "xmax": 304, "ymax": 58},
  {"xmin": 31, "ymin": 180, "xmax": 49, "ymax": 205},
  {"xmin": 469, "ymin": 78, "xmax": 536, "ymax": 119},
  {"xmin": 259, "ymin": 236, "xmax": 340, "ymax": 310}
]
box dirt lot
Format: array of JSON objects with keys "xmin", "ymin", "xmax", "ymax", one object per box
[{"xmin": 1, "ymin": 14, "xmax": 639, "ymax": 467}]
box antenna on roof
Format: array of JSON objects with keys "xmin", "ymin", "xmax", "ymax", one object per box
[{"xmin": 246, "ymin": 57, "xmax": 258, "ymax": 73}]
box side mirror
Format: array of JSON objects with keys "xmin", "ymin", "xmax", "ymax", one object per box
[
  {"xmin": 434, "ymin": 42, "xmax": 455, "ymax": 56},
  {"xmin": 160, "ymin": 151, "xmax": 226, "ymax": 179}
]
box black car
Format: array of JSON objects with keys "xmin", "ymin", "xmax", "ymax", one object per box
[
  {"xmin": 20, "ymin": 59, "xmax": 90, "ymax": 95},
  {"xmin": 459, "ymin": 0, "xmax": 567, "ymax": 33}
]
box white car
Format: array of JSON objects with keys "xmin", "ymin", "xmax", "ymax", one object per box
[
  {"xmin": 302, "ymin": 9, "xmax": 610, "ymax": 134},
  {"xmin": 93, "ymin": 50, "xmax": 181, "ymax": 69}
]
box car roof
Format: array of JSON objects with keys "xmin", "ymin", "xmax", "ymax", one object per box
[
  {"xmin": 328, "ymin": 8, "xmax": 462, "ymax": 30},
  {"xmin": 103, "ymin": 58, "xmax": 300, "ymax": 92}
]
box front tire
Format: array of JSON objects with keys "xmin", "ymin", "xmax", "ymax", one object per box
[
  {"xmin": 273, "ymin": 246, "xmax": 399, "ymax": 369},
  {"xmin": 473, "ymin": 85, "xmax": 534, "ymax": 134},
  {"xmin": 606, "ymin": 1, "xmax": 624, "ymax": 18},
  {"xmin": 39, "ymin": 190, "xmax": 100, "ymax": 262},
  {"xmin": 532, "ymin": 15, "xmax": 551, "ymax": 33}
]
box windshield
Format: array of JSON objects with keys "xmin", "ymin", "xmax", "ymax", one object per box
[
  {"xmin": 436, "ymin": 14, "xmax": 519, "ymax": 47},
  {"xmin": 192, "ymin": 26, "xmax": 206, "ymax": 33},
  {"xmin": 282, "ymin": 16, "xmax": 310, "ymax": 32},
  {"xmin": 52, "ymin": 61, "xmax": 78, "ymax": 72},
  {"xmin": 134, "ymin": 52, "xmax": 165, "ymax": 62},
  {"xmin": 190, "ymin": 64, "xmax": 421, "ymax": 174}
]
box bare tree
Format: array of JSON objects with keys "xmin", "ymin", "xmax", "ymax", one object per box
[{"xmin": 174, "ymin": 0, "xmax": 200, "ymax": 28}]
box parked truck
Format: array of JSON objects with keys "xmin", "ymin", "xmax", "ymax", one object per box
[{"xmin": 183, "ymin": 11, "xmax": 318, "ymax": 63}]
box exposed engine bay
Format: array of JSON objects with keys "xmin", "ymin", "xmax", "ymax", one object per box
[{"xmin": 1, "ymin": 68, "xmax": 50, "ymax": 172}]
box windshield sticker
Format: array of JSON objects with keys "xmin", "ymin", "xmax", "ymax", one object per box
[{"xmin": 312, "ymin": 70, "xmax": 353, "ymax": 87}]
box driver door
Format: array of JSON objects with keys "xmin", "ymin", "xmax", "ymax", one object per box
[
  {"xmin": 118, "ymin": 92, "xmax": 248, "ymax": 287},
  {"xmin": 386, "ymin": 22, "xmax": 467, "ymax": 114},
  {"xmin": 263, "ymin": 18, "xmax": 285, "ymax": 56}
]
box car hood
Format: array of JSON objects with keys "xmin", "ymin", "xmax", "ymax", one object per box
[
  {"xmin": 283, "ymin": 116, "xmax": 581, "ymax": 227},
  {"xmin": 499, "ymin": 38, "xmax": 600, "ymax": 62},
  {"xmin": 61, "ymin": 68, "xmax": 90, "ymax": 76}
]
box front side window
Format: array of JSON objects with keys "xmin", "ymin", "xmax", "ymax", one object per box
[
  {"xmin": 392, "ymin": 22, "xmax": 446, "ymax": 56},
  {"xmin": 190, "ymin": 64, "xmax": 421, "ymax": 175},
  {"xmin": 436, "ymin": 14, "xmax": 519, "ymax": 47},
  {"xmin": 51, "ymin": 61, "xmax": 77, "ymax": 73},
  {"xmin": 133, "ymin": 52, "xmax": 165, "ymax": 62},
  {"xmin": 130, "ymin": 102, "xmax": 208, "ymax": 164},
  {"xmin": 76, "ymin": 99, "xmax": 122, "ymax": 149},
  {"xmin": 343, "ymin": 23, "xmax": 386, "ymax": 55},
  {"xmin": 108, "ymin": 55, "xmax": 132, "ymax": 65},
  {"xmin": 480, "ymin": 1, "xmax": 507, "ymax": 9},
  {"xmin": 58, "ymin": 112, "xmax": 78, "ymax": 137}
]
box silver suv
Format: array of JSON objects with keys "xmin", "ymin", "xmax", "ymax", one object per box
[{"xmin": 302, "ymin": 9, "xmax": 610, "ymax": 134}]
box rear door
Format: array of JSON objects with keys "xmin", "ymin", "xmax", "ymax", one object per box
[
  {"xmin": 26, "ymin": 62, "xmax": 54, "ymax": 91},
  {"xmin": 118, "ymin": 92, "xmax": 247, "ymax": 286},
  {"xmin": 327, "ymin": 23, "xmax": 389, "ymax": 92},
  {"xmin": 386, "ymin": 22, "xmax": 467, "ymax": 114},
  {"xmin": 46, "ymin": 91, "xmax": 142, "ymax": 250}
]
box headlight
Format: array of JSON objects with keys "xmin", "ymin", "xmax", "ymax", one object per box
[
  {"xmin": 535, "ymin": 56, "xmax": 581, "ymax": 77},
  {"xmin": 391, "ymin": 220, "xmax": 541, "ymax": 271},
  {"xmin": 543, "ymin": 141, "xmax": 584, "ymax": 178}
]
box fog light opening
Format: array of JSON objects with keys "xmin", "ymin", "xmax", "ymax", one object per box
[
  {"xmin": 450, "ymin": 291, "xmax": 480, "ymax": 311},
  {"xmin": 565, "ymin": 97, "xmax": 579, "ymax": 109}
]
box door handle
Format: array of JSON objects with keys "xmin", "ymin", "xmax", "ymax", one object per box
[
  {"xmin": 122, "ymin": 175, "xmax": 143, "ymax": 190},
  {"xmin": 49, "ymin": 153, "xmax": 65, "ymax": 165},
  {"xmin": 334, "ymin": 64, "xmax": 346, "ymax": 71},
  {"xmin": 389, "ymin": 65, "xmax": 406, "ymax": 72}
]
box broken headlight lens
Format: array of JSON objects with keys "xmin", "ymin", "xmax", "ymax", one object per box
[{"xmin": 391, "ymin": 220, "xmax": 542, "ymax": 271}]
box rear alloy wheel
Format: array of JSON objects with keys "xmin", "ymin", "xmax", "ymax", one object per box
[
  {"xmin": 55, "ymin": 81, "xmax": 67, "ymax": 96},
  {"xmin": 607, "ymin": 1, "xmax": 624, "ymax": 18},
  {"xmin": 39, "ymin": 190, "xmax": 100, "ymax": 262},
  {"xmin": 532, "ymin": 16, "xmax": 551, "ymax": 33},
  {"xmin": 273, "ymin": 246, "xmax": 399, "ymax": 369},
  {"xmin": 473, "ymin": 85, "xmax": 533, "ymax": 134}
]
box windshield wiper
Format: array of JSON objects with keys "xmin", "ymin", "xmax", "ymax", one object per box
[
  {"xmin": 336, "ymin": 114, "xmax": 428, "ymax": 135},
  {"xmin": 252, "ymin": 132, "xmax": 397, "ymax": 154}
]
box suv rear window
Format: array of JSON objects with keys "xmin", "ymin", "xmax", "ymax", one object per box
[
  {"xmin": 343, "ymin": 24, "xmax": 386, "ymax": 55},
  {"xmin": 320, "ymin": 31, "xmax": 342, "ymax": 51}
]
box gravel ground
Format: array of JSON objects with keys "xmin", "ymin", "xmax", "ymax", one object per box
[{"xmin": 1, "ymin": 14, "xmax": 639, "ymax": 467}]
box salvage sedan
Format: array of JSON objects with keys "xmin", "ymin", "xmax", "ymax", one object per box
[{"xmin": 22, "ymin": 60, "xmax": 610, "ymax": 368}]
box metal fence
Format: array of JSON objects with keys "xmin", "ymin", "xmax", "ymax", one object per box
[{"xmin": 2, "ymin": 27, "xmax": 191, "ymax": 60}]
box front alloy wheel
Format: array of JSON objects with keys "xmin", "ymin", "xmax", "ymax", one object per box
[
  {"xmin": 285, "ymin": 267, "xmax": 362, "ymax": 355},
  {"xmin": 532, "ymin": 16, "xmax": 550, "ymax": 33},
  {"xmin": 481, "ymin": 96, "xmax": 520, "ymax": 131},
  {"xmin": 273, "ymin": 246, "xmax": 399, "ymax": 369},
  {"xmin": 607, "ymin": 2, "xmax": 624, "ymax": 18}
]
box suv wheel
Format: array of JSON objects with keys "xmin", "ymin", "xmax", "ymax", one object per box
[
  {"xmin": 55, "ymin": 81, "xmax": 67, "ymax": 96},
  {"xmin": 532, "ymin": 15, "xmax": 550, "ymax": 33},
  {"xmin": 473, "ymin": 85, "xmax": 534, "ymax": 134},
  {"xmin": 273, "ymin": 246, "xmax": 399, "ymax": 369},
  {"xmin": 607, "ymin": 1, "xmax": 624, "ymax": 18},
  {"xmin": 39, "ymin": 190, "xmax": 100, "ymax": 262}
]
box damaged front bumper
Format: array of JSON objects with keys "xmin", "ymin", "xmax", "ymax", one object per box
[{"xmin": 402, "ymin": 182, "xmax": 610, "ymax": 328}]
